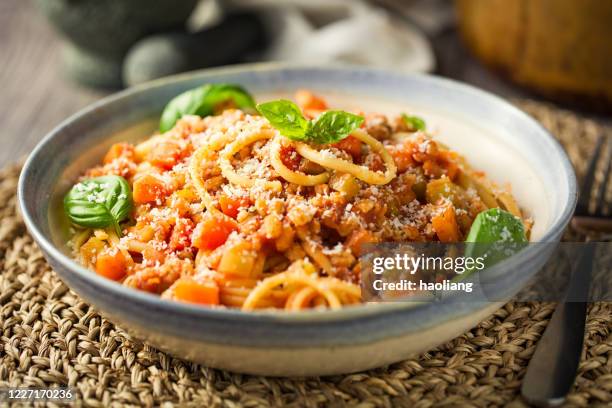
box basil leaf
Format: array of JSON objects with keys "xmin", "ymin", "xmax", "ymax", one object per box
[
  {"xmin": 401, "ymin": 113, "xmax": 426, "ymax": 131},
  {"xmin": 160, "ymin": 83, "xmax": 256, "ymax": 132},
  {"xmin": 460, "ymin": 208, "xmax": 528, "ymax": 279},
  {"xmin": 309, "ymin": 110, "xmax": 365, "ymax": 144},
  {"xmin": 257, "ymin": 99, "xmax": 364, "ymax": 144},
  {"xmin": 465, "ymin": 208, "xmax": 527, "ymax": 244},
  {"xmin": 256, "ymin": 100, "xmax": 311, "ymax": 140},
  {"xmin": 64, "ymin": 175, "xmax": 133, "ymax": 236}
]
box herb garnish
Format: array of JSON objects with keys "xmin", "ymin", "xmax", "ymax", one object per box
[
  {"xmin": 460, "ymin": 208, "xmax": 528, "ymax": 278},
  {"xmin": 64, "ymin": 175, "xmax": 133, "ymax": 236},
  {"xmin": 257, "ymin": 99, "xmax": 364, "ymax": 144},
  {"xmin": 401, "ymin": 113, "xmax": 426, "ymax": 131},
  {"xmin": 159, "ymin": 83, "xmax": 256, "ymax": 132}
]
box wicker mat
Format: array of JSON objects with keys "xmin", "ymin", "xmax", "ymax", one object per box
[{"xmin": 1, "ymin": 100, "xmax": 611, "ymax": 408}]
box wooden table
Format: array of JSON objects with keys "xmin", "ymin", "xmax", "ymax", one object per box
[
  {"xmin": 0, "ymin": 0, "xmax": 532, "ymax": 168},
  {"xmin": 0, "ymin": 0, "xmax": 104, "ymax": 167}
]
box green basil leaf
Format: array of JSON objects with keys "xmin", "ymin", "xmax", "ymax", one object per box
[
  {"xmin": 256, "ymin": 100, "xmax": 311, "ymax": 140},
  {"xmin": 401, "ymin": 113, "xmax": 426, "ymax": 131},
  {"xmin": 309, "ymin": 110, "xmax": 365, "ymax": 144},
  {"xmin": 465, "ymin": 208, "xmax": 527, "ymax": 244},
  {"xmin": 64, "ymin": 175, "xmax": 133, "ymax": 236},
  {"xmin": 159, "ymin": 83, "xmax": 256, "ymax": 132},
  {"xmin": 459, "ymin": 208, "xmax": 528, "ymax": 280}
]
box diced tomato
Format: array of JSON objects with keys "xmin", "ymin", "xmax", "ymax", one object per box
[
  {"xmin": 147, "ymin": 140, "xmax": 183, "ymax": 170},
  {"xmin": 169, "ymin": 219, "xmax": 195, "ymax": 251},
  {"xmin": 332, "ymin": 136, "xmax": 362, "ymax": 161},
  {"xmin": 219, "ymin": 194, "xmax": 250, "ymax": 218},
  {"xmin": 103, "ymin": 143, "xmax": 134, "ymax": 164},
  {"xmin": 295, "ymin": 90, "xmax": 328, "ymax": 111},
  {"xmin": 192, "ymin": 213, "xmax": 239, "ymax": 250},
  {"xmin": 279, "ymin": 145, "xmax": 301, "ymax": 171},
  {"xmin": 142, "ymin": 245, "xmax": 166, "ymax": 266},
  {"xmin": 173, "ymin": 278, "xmax": 220, "ymax": 305},
  {"xmin": 432, "ymin": 205, "xmax": 461, "ymax": 242},
  {"xmin": 95, "ymin": 250, "xmax": 127, "ymax": 281},
  {"xmin": 345, "ymin": 230, "xmax": 378, "ymax": 256},
  {"xmin": 133, "ymin": 173, "xmax": 168, "ymax": 204}
]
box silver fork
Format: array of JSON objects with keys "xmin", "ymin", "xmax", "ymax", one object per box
[{"xmin": 521, "ymin": 133, "xmax": 612, "ymax": 407}]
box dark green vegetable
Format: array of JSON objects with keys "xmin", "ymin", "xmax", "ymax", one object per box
[
  {"xmin": 64, "ymin": 175, "xmax": 133, "ymax": 236},
  {"xmin": 401, "ymin": 113, "xmax": 426, "ymax": 131},
  {"xmin": 159, "ymin": 83, "xmax": 256, "ymax": 132},
  {"xmin": 460, "ymin": 208, "xmax": 528, "ymax": 279},
  {"xmin": 256, "ymin": 99, "xmax": 364, "ymax": 144},
  {"xmin": 256, "ymin": 99, "xmax": 310, "ymax": 140},
  {"xmin": 309, "ymin": 110, "xmax": 365, "ymax": 144},
  {"xmin": 465, "ymin": 208, "xmax": 527, "ymax": 244}
]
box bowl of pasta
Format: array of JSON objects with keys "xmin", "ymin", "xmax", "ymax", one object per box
[{"xmin": 18, "ymin": 64, "xmax": 576, "ymax": 376}]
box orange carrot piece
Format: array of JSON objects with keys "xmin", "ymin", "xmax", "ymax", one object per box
[
  {"xmin": 192, "ymin": 214, "xmax": 239, "ymax": 250},
  {"xmin": 432, "ymin": 205, "xmax": 461, "ymax": 242},
  {"xmin": 219, "ymin": 195, "xmax": 250, "ymax": 218},
  {"xmin": 103, "ymin": 143, "xmax": 134, "ymax": 164},
  {"xmin": 95, "ymin": 250, "xmax": 127, "ymax": 281},
  {"xmin": 147, "ymin": 140, "xmax": 182, "ymax": 170},
  {"xmin": 173, "ymin": 278, "xmax": 220, "ymax": 305},
  {"xmin": 133, "ymin": 174, "xmax": 168, "ymax": 204}
]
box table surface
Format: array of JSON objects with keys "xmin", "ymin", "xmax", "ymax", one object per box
[{"xmin": 0, "ymin": 0, "xmax": 532, "ymax": 168}]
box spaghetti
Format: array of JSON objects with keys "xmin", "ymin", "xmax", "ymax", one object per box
[{"xmin": 68, "ymin": 90, "xmax": 527, "ymax": 311}]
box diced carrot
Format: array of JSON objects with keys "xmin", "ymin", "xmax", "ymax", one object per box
[
  {"xmin": 192, "ymin": 213, "xmax": 239, "ymax": 250},
  {"xmin": 173, "ymin": 278, "xmax": 220, "ymax": 305},
  {"xmin": 390, "ymin": 146, "xmax": 414, "ymax": 173},
  {"xmin": 219, "ymin": 194, "xmax": 250, "ymax": 218},
  {"xmin": 133, "ymin": 173, "xmax": 168, "ymax": 204},
  {"xmin": 332, "ymin": 136, "xmax": 362, "ymax": 161},
  {"xmin": 345, "ymin": 230, "xmax": 378, "ymax": 256},
  {"xmin": 147, "ymin": 140, "xmax": 183, "ymax": 170},
  {"xmin": 169, "ymin": 219, "xmax": 195, "ymax": 251},
  {"xmin": 438, "ymin": 151, "xmax": 459, "ymax": 180},
  {"xmin": 295, "ymin": 90, "xmax": 328, "ymax": 111},
  {"xmin": 103, "ymin": 143, "xmax": 134, "ymax": 164},
  {"xmin": 80, "ymin": 237, "xmax": 106, "ymax": 265},
  {"xmin": 432, "ymin": 204, "xmax": 461, "ymax": 242},
  {"xmin": 95, "ymin": 250, "xmax": 127, "ymax": 281},
  {"xmin": 142, "ymin": 245, "xmax": 166, "ymax": 266}
]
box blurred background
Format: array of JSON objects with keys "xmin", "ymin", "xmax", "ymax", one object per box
[{"xmin": 1, "ymin": 0, "xmax": 610, "ymax": 167}]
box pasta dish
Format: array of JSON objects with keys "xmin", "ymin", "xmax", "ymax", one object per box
[{"xmin": 64, "ymin": 85, "xmax": 529, "ymax": 310}]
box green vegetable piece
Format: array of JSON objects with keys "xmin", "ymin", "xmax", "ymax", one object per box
[
  {"xmin": 309, "ymin": 110, "xmax": 365, "ymax": 144},
  {"xmin": 460, "ymin": 208, "xmax": 528, "ymax": 280},
  {"xmin": 64, "ymin": 175, "xmax": 133, "ymax": 236},
  {"xmin": 466, "ymin": 208, "xmax": 527, "ymax": 244},
  {"xmin": 401, "ymin": 113, "xmax": 426, "ymax": 131},
  {"xmin": 159, "ymin": 83, "xmax": 255, "ymax": 132},
  {"xmin": 256, "ymin": 99, "xmax": 311, "ymax": 140},
  {"xmin": 256, "ymin": 99, "xmax": 364, "ymax": 144}
]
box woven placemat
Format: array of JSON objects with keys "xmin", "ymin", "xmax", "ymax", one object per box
[{"xmin": 1, "ymin": 100, "xmax": 611, "ymax": 408}]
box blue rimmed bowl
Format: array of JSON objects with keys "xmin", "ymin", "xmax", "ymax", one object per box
[{"xmin": 18, "ymin": 64, "xmax": 576, "ymax": 376}]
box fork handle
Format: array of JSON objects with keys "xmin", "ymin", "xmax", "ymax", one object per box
[
  {"xmin": 572, "ymin": 216, "xmax": 612, "ymax": 233},
  {"xmin": 521, "ymin": 244, "xmax": 594, "ymax": 406}
]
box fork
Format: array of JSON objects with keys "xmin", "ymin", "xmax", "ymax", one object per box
[{"xmin": 521, "ymin": 133, "xmax": 612, "ymax": 407}]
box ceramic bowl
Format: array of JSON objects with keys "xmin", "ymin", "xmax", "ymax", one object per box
[{"xmin": 18, "ymin": 64, "xmax": 576, "ymax": 376}]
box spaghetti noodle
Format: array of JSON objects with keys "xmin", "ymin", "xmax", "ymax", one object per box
[{"xmin": 68, "ymin": 90, "xmax": 527, "ymax": 311}]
